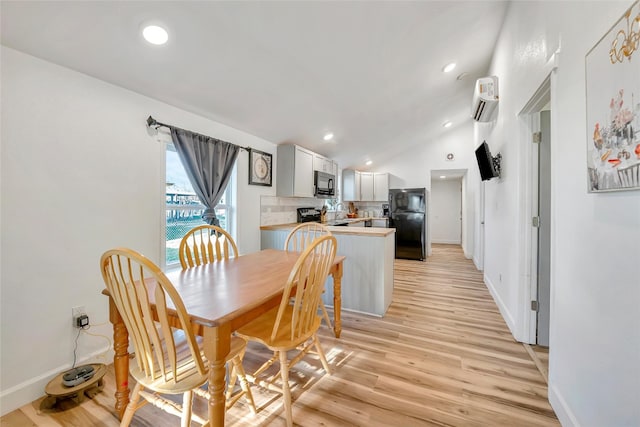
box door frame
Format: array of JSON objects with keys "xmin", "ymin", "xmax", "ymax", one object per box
[
  {"xmin": 518, "ymin": 74, "xmax": 554, "ymax": 344},
  {"xmin": 429, "ymin": 169, "xmax": 469, "ymax": 258}
]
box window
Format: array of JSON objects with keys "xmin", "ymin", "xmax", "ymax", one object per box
[{"xmin": 164, "ymin": 144, "xmax": 234, "ymax": 266}]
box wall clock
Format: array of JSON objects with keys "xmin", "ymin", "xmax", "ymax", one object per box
[{"xmin": 248, "ymin": 149, "xmax": 273, "ymax": 186}]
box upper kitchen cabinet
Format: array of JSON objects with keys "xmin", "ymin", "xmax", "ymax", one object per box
[
  {"xmin": 360, "ymin": 172, "xmax": 374, "ymax": 201},
  {"xmin": 313, "ymin": 154, "xmax": 334, "ymax": 174},
  {"xmin": 277, "ymin": 144, "xmax": 314, "ymax": 197},
  {"xmin": 342, "ymin": 169, "xmax": 389, "ymax": 202},
  {"xmin": 342, "ymin": 169, "xmax": 361, "ymax": 201},
  {"xmin": 374, "ymin": 172, "xmax": 389, "ymax": 202}
]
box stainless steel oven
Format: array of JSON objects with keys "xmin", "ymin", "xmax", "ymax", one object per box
[{"xmin": 314, "ymin": 171, "xmax": 335, "ymax": 198}]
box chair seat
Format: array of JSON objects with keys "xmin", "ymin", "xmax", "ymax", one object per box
[
  {"xmin": 130, "ymin": 353, "xmax": 207, "ymax": 395},
  {"xmin": 173, "ymin": 328, "xmax": 247, "ymax": 364},
  {"xmin": 130, "ymin": 333, "xmax": 248, "ymax": 394},
  {"xmin": 236, "ymin": 306, "xmax": 321, "ymax": 350}
]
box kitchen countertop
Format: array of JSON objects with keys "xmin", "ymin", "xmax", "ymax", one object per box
[{"xmin": 260, "ymin": 219, "xmax": 394, "ymax": 236}]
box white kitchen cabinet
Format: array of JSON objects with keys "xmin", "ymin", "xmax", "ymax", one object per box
[
  {"xmin": 360, "ymin": 172, "xmax": 374, "ymax": 201},
  {"xmin": 313, "ymin": 154, "xmax": 334, "ymax": 174},
  {"xmin": 276, "ymin": 144, "xmax": 314, "ymax": 197},
  {"xmin": 373, "ymin": 172, "xmax": 389, "ymax": 202},
  {"xmin": 342, "ymin": 169, "xmax": 361, "ymax": 201},
  {"xmin": 344, "ymin": 170, "xmax": 389, "ymax": 201}
]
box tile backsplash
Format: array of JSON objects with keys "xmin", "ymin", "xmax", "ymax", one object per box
[
  {"xmin": 353, "ymin": 202, "xmax": 385, "ymax": 218},
  {"xmin": 260, "ymin": 196, "xmax": 386, "ymax": 226},
  {"xmin": 260, "ymin": 196, "xmax": 325, "ymax": 225}
]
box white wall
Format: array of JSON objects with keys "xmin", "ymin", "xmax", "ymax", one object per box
[
  {"xmin": 431, "ymin": 179, "xmax": 462, "ymax": 244},
  {"xmin": 482, "ymin": 2, "xmax": 640, "ymax": 426},
  {"xmin": 376, "ymin": 122, "xmax": 478, "ymax": 258},
  {"xmin": 0, "ymin": 47, "xmax": 276, "ymax": 414}
]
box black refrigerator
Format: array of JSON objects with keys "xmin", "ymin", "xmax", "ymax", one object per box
[{"xmin": 389, "ymin": 188, "xmax": 426, "ymax": 261}]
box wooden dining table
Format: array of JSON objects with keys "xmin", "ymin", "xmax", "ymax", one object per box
[{"xmin": 103, "ymin": 248, "xmax": 345, "ymax": 426}]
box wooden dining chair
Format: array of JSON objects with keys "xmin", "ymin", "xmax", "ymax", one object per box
[
  {"xmin": 179, "ymin": 225, "xmax": 238, "ymax": 269},
  {"xmin": 100, "ymin": 248, "xmax": 255, "ymax": 426},
  {"xmin": 284, "ymin": 222, "xmax": 333, "ymax": 330},
  {"xmin": 236, "ymin": 234, "xmax": 337, "ymax": 427}
]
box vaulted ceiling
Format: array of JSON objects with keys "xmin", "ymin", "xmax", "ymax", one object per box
[{"xmin": 1, "ymin": 1, "xmax": 508, "ymax": 169}]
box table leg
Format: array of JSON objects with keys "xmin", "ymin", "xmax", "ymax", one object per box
[
  {"xmin": 109, "ymin": 297, "xmax": 130, "ymax": 419},
  {"xmin": 203, "ymin": 324, "xmax": 231, "ymax": 427},
  {"xmin": 332, "ymin": 261, "xmax": 343, "ymax": 338}
]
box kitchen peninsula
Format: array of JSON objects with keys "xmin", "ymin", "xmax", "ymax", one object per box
[{"xmin": 260, "ymin": 222, "xmax": 395, "ymax": 317}]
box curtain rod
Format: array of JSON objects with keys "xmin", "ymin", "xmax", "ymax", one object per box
[{"xmin": 146, "ymin": 115, "xmax": 251, "ymax": 151}]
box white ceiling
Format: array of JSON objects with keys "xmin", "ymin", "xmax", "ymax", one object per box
[{"xmin": 1, "ymin": 1, "xmax": 508, "ymax": 169}]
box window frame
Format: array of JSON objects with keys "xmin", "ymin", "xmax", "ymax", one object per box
[{"xmin": 162, "ymin": 142, "xmax": 235, "ymax": 269}]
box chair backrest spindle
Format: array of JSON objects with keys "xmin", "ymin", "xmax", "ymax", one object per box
[
  {"xmin": 284, "ymin": 223, "xmax": 331, "ymax": 253},
  {"xmin": 179, "ymin": 225, "xmax": 238, "ymax": 269}
]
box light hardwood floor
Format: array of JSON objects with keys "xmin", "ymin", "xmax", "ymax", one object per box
[{"xmin": 2, "ymin": 244, "xmax": 558, "ymax": 426}]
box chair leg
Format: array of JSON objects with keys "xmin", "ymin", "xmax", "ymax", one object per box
[
  {"xmin": 278, "ymin": 351, "xmax": 293, "ymax": 427},
  {"xmin": 231, "ymin": 355, "xmax": 257, "ymax": 414},
  {"xmin": 120, "ymin": 382, "xmax": 142, "ymax": 427},
  {"xmin": 181, "ymin": 390, "xmax": 193, "ymax": 427},
  {"xmin": 319, "ymin": 300, "xmax": 333, "ymax": 330},
  {"xmin": 313, "ymin": 334, "xmax": 331, "ymax": 375},
  {"xmin": 226, "ymin": 362, "xmax": 238, "ymax": 402}
]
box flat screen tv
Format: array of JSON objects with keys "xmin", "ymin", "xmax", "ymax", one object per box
[{"xmin": 475, "ymin": 141, "xmax": 498, "ymax": 181}]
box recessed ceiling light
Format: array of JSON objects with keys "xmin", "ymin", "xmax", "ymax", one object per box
[
  {"xmin": 142, "ymin": 25, "xmax": 169, "ymax": 45},
  {"xmin": 440, "ymin": 175, "xmax": 446, "ymax": 179},
  {"xmin": 443, "ymin": 121, "xmax": 452, "ymax": 128},
  {"xmin": 456, "ymin": 72, "xmax": 469, "ymax": 81},
  {"xmin": 442, "ymin": 62, "xmax": 456, "ymax": 73},
  {"xmin": 323, "ymin": 132, "xmax": 334, "ymax": 141},
  {"xmin": 365, "ymin": 160, "xmax": 373, "ymax": 166}
]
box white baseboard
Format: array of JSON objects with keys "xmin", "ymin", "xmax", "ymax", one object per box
[
  {"xmin": 462, "ymin": 245, "xmax": 472, "ymax": 260},
  {"xmin": 323, "ymin": 304, "xmax": 383, "ymax": 318},
  {"xmin": 549, "ymin": 380, "xmax": 579, "ymax": 427},
  {"xmin": 483, "ymin": 274, "xmax": 517, "ymax": 338},
  {"xmin": 432, "ymin": 239, "xmax": 461, "ymax": 244},
  {"xmin": 473, "ymin": 255, "xmax": 482, "ymax": 270},
  {"xmin": 0, "ymin": 346, "xmax": 114, "ymax": 416}
]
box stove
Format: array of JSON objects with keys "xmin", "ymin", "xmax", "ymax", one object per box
[{"xmin": 296, "ymin": 207, "xmax": 321, "ymax": 223}]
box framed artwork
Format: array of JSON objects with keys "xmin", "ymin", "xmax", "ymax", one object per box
[
  {"xmin": 585, "ymin": 0, "xmax": 640, "ymax": 192},
  {"xmin": 248, "ymin": 149, "xmax": 272, "ymax": 186}
]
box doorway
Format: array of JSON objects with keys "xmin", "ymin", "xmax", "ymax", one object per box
[
  {"xmin": 519, "ymin": 75, "xmax": 552, "ymax": 347},
  {"xmin": 431, "ymin": 178, "xmax": 462, "ymax": 244},
  {"xmin": 430, "ymin": 169, "xmax": 469, "ymax": 258}
]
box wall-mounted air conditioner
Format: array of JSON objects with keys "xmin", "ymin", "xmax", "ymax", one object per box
[{"xmin": 471, "ymin": 76, "xmax": 499, "ymax": 122}]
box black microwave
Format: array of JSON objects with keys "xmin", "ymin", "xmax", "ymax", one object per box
[{"xmin": 314, "ymin": 171, "xmax": 335, "ymax": 198}]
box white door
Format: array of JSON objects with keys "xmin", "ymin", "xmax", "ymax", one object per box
[
  {"xmin": 477, "ymin": 181, "xmax": 485, "ymax": 270},
  {"xmin": 520, "ymin": 74, "xmax": 552, "ymax": 346},
  {"xmin": 431, "ymin": 179, "xmax": 462, "ymax": 244},
  {"xmin": 536, "ymin": 110, "xmax": 551, "ymax": 347}
]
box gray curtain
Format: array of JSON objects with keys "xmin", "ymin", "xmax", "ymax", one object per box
[{"xmin": 170, "ymin": 128, "xmax": 240, "ymax": 227}]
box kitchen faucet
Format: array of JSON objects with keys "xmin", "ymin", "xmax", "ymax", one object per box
[{"xmin": 333, "ymin": 202, "xmax": 345, "ymax": 222}]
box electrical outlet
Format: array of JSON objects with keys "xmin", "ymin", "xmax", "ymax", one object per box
[
  {"xmin": 72, "ymin": 306, "xmax": 86, "ymax": 328},
  {"xmin": 76, "ymin": 314, "xmax": 89, "ymax": 328}
]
